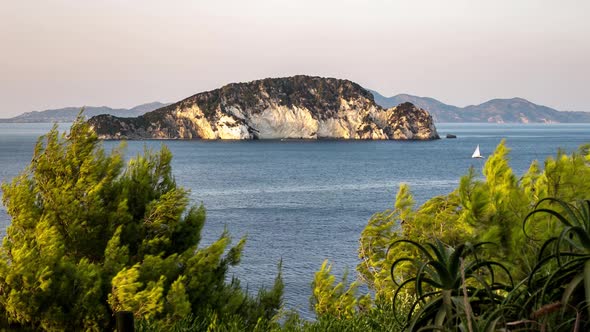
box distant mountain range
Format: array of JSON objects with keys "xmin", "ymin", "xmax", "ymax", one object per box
[
  {"xmin": 0, "ymin": 102, "xmax": 169, "ymax": 123},
  {"xmin": 370, "ymin": 91, "xmax": 590, "ymax": 123},
  {"xmin": 2, "ymin": 88, "xmax": 589, "ymax": 124}
]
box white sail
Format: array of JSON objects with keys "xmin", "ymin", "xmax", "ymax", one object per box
[{"xmin": 472, "ymin": 145, "xmax": 483, "ymax": 158}]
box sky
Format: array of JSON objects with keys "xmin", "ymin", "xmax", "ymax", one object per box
[{"xmin": 1, "ymin": 0, "xmax": 589, "ymax": 117}]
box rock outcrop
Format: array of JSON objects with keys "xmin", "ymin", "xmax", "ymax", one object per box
[{"xmin": 88, "ymin": 76, "xmax": 439, "ymax": 140}]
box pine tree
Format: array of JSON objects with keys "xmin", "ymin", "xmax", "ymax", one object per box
[
  {"xmin": 311, "ymin": 260, "xmax": 366, "ymax": 319},
  {"xmin": 0, "ymin": 116, "xmax": 282, "ymax": 330}
]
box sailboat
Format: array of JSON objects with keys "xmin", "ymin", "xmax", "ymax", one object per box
[{"xmin": 472, "ymin": 145, "xmax": 483, "ymax": 159}]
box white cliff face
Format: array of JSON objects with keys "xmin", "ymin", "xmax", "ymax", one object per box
[
  {"xmin": 176, "ymin": 105, "xmax": 214, "ymax": 139},
  {"xmin": 216, "ymin": 116, "xmax": 251, "ymax": 139},
  {"xmin": 247, "ymin": 105, "xmax": 318, "ymax": 139},
  {"xmin": 169, "ymin": 101, "xmax": 435, "ymax": 140},
  {"xmin": 89, "ymin": 76, "xmax": 439, "ymax": 141}
]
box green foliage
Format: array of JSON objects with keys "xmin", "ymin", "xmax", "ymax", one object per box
[
  {"xmin": 5, "ymin": 117, "xmax": 590, "ymax": 331},
  {"xmin": 312, "ymin": 140, "xmax": 590, "ymax": 329},
  {"xmin": 311, "ymin": 260, "xmax": 368, "ymax": 319},
  {"xmin": 517, "ymin": 198, "xmax": 590, "ymax": 329},
  {"xmin": 357, "ymin": 184, "xmax": 415, "ymax": 302},
  {"xmin": 389, "ymin": 239, "xmax": 512, "ymax": 331},
  {"xmin": 290, "ymin": 306, "xmax": 403, "ymax": 332},
  {"xmin": 137, "ymin": 303, "xmax": 405, "ymax": 332},
  {"xmin": 0, "ymin": 116, "xmax": 282, "ymax": 330},
  {"xmin": 354, "ymin": 140, "xmax": 590, "ymax": 302}
]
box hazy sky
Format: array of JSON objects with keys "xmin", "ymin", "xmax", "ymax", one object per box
[{"xmin": 1, "ymin": 0, "xmax": 589, "ymax": 117}]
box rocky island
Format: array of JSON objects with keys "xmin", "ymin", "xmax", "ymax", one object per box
[{"xmin": 88, "ymin": 76, "xmax": 439, "ymax": 140}]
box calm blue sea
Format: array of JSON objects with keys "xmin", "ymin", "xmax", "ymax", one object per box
[{"xmin": 1, "ymin": 122, "xmax": 590, "ymax": 317}]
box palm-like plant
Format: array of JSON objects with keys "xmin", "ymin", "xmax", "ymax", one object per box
[
  {"xmin": 389, "ymin": 239, "xmax": 513, "ymax": 331},
  {"xmin": 523, "ymin": 198, "xmax": 590, "ymax": 328}
]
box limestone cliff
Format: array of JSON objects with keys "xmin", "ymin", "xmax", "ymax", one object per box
[{"xmin": 88, "ymin": 76, "xmax": 439, "ymax": 140}]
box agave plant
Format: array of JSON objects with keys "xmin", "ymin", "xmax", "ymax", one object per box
[
  {"xmin": 523, "ymin": 198, "xmax": 590, "ymax": 328},
  {"xmin": 388, "ymin": 239, "xmax": 513, "ymax": 331}
]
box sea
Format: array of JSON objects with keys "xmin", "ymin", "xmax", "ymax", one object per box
[{"xmin": 1, "ymin": 122, "xmax": 590, "ymax": 318}]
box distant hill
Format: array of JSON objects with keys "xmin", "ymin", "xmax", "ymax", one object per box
[
  {"xmin": 369, "ymin": 91, "xmax": 590, "ymax": 123},
  {"xmin": 6, "ymin": 90, "xmax": 589, "ymax": 124},
  {"xmin": 0, "ymin": 102, "xmax": 170, "ymax": 123}
]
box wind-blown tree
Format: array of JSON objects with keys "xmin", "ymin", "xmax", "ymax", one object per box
[
  {"xmin": 0, "ymin": 117, "xmax": 282, "ymax": 330},
  {"xmin": 313, "ymin": 140, "xmax": 590, "ymax": 318},
  {"xmin": 357, "ymin": 141, "xmax": 590, "ymax": 299},
  {"xmin": 311, "ymin": 260, "xmax": 370, "ymax": 319}
]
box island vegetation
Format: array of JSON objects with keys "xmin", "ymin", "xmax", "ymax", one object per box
[{"xmin": 1, "ymin": 117, "xmax": 590, "ymax": 331}]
